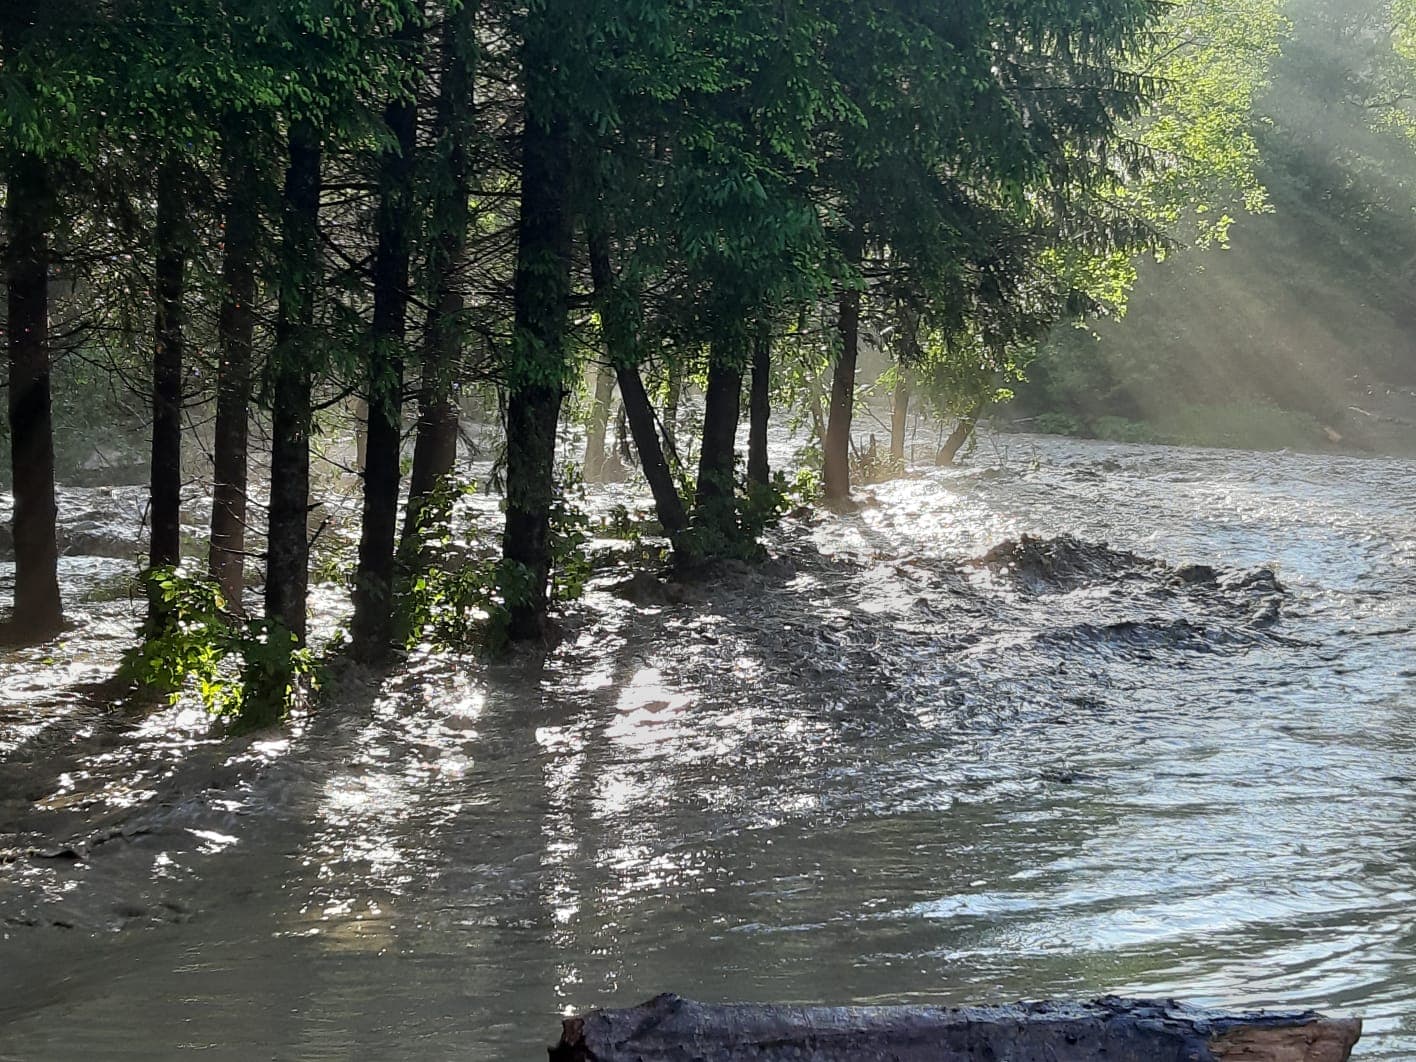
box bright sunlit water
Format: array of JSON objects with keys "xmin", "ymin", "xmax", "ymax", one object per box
[{"xmin": 1, "ymin": 432, "xmax": 1413, "ymax": 1059}]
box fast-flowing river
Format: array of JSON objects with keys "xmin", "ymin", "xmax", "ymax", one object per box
[{"xmin": 1, "ymin": 432, "xmax": 1413, "ymax": 1059}]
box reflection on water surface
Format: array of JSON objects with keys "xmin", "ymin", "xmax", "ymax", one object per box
[{"xmin": 1, "ymin": 433, "xmax": 1413, "ymax": 1059}]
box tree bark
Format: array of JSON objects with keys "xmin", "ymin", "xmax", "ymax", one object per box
[
  {"xmin": 404, "ymin": 0, "xmax": 476, "ymax": 552},
  {"xmin": 552, "ymin": 994, "xmax": 1361, "ymax": 1062},
  {"xmin": 209, "ymin": 124, "xmax": 259, "ymax": 613},
  {"xmin": 351, "ymin": 396, "xmax": 368, "ymax": 473},
  {"xmin": 662, "ymin": 359, "xmax": 683, "ymax": 453},
  {"xmin": 265, "ymin": 121, "xmax": 322, "ymax": 646},
  {"xmin": 747, "ymin": 326, "xmax": 771, "ymax": 487},
  {"xmin": 5, "ymin": 151, "xmax": 63, "ymax": 637},
  {"xmin": 502, "ymin": 99, "xmax": 573, "ymax": 640},
  {"xmin": 889, "ymin": 373, "xmax": 910, "ymax": 465},
  {"xmin": 352, "ymin": 75, "xmax": 418, "ymax": 660},
  {"xmin": 807, "ymin": 369, "xmax": 828, "ymax": 450},
  {"xmin": 618, "ymin": 365, "xmax": 689, "ymax": 540},
  {"xmin": 693, "ymin": 343, "xmax": 742, "ymax": 546},
  {"xmin": 586, "ymin": 231, "xmax": 688, "ymax": 543},
  {"xmin": 824, "ymin": 246, "xmax": 863, "ymax": 502},
  {"xmin": 615, "ymin": 401, "xmax": 632, "ymax": 463},
  {"xmin": 404, "ymin": 377, "xmax": 459, "ymax": 546},
  {"xmin": 582, "ymin": 363, "xmax": 614, "ymax": 483},
  {"xmin": 938, "ymin": 410, "xmax": 980, "ymax": 466},
  {"xmin": 889, "ymin": 302, "xmax": 920, "ymax": 469},
  {"xmin": 148, "ymin": 157, "xmax": 186, "ymax": 589}
]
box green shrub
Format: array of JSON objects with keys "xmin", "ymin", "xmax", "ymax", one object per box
[
  {"xmin": 787, "ymin": 466, "xmax": 823, "ymax": 506},
  {"xmin": 403, "ymin": 557, "xmax": 503, "ymax": 652},
  {"xmin": 399, "ymin": 468, "xmax": 591, "ymax": 653},
  {"xmin": 123, "ymin": 568, "xmax": 240, "ymax": 715},
  {"xmin": 235, "ymin": 621, "xmax": 319, "ymax": 732},
  {"xmin": 399, "ymin": 480, "xmax": 503, "ymax": 652},
  {"xmin": 852, "ymin": 443, "xmax": 905, "ymax": 485},
  {"xmin": 121, "ymin": 567, "xmax": 316, "ymax": 729},
  {"xmin": 1028, "ymin": 412, "xmax": 1088, "ymax": 437},
  {"xmin": 738, "ymin": 473, "xmax": 788, "ymax": 548},
  {"xmin": 600, "ymin": 503, "xmax": 653, "ymax": 544},
  {"xmin": 548, "ymin": 465, "xmax": 592, "ymax": 603},
  {"xmin": 1151, "ymin": 402, "xmax": 1326, "ymax": 451},
  {"xmin": 1091, "ymin": 415, "xmax": 1161, "ymax": 443}
]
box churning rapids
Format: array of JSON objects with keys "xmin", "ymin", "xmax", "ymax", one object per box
[{"xmin": 1, "ymin": 432, "xmax": 1413, "ymax": 1059}]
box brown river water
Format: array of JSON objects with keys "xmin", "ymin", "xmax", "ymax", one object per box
[{"xmin": 1, "ymin": 431, "xmax": 1413, "ymax": 1059}]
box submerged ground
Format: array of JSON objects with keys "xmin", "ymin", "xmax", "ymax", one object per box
[{"xmin": 1, "ymin": 432, "xmax": 1413, "ymax": 1059}]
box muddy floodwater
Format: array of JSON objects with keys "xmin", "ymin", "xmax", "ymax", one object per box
[{"xmin": 1, "ymin": 432, "xmax": 1414, "ymax": 1059}]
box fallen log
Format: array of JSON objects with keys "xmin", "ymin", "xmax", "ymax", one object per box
[{"xmin": 550, "ymin": 993, "xmax": 1360, "ymax": 1062}]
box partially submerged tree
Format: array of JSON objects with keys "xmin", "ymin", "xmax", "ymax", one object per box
[
  {"xmin": 0, "ymin": 2, "xmax": 110, "ymax": 638},
  {"xmin": 0, "ymin": 0, "xmax": 1299, "ymax": 704},
  {"xmin": 352, "ymin": 1, "xmax": 426, "ymax": 659}
]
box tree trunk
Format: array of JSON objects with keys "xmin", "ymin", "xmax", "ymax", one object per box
[
  {"xmin": 618, "ymin": 365, "xmax": 689, "ymax": 540},
  {"xmin": 404, "ymin": 0, "xmax": 476, "ymax": 552},
  {"xmin": 5, "ymin": 151, "xmax": 62, "ymax": 637},
  {"xmin": 938, "ymin": 409, "xmax": 980, "ymax": 466},
  {"xmin": 552, "ymin": 994, "xmax": 1361, "ymax": 1062},
  {"xmin": 582, "ymin": 363, "xmax": 614, "ymax": 483},
  {"xmin": 403, "ymin": 380, "xmax": 459, "ymax": 546},
  {"xmin": 889, "ymin": 302, "xmax": 920, "ymax": 469},
  {"xmin": 824, "ymin": 242, "xmax": 863, "ymax": 501},
  {"xmin": 265, "ymin": 121, "xmax": 322, "ymax": 646},
  {"xmin": 693, "ymin": 343, "xmax": 742, "ymax": 547},
  {"xmin": 352, "ymin": 77, "xmax": 418, "ymax": 660},
  {"xmin": 747, "ymin": 326, "xmax": 771, "ymax": 487},
  {"xmin": 351, "ymin": 397, "xmax": 368, "ymax": 473},
  {"xmin": 586, "ymin": 231, "xmax": 688, "ymax": 542},
  {"xmin": 148, "ymin": 157, "xmax": 186, "ymax": 591},
  {"xmin": 807, "ymin": 370, "xmax": 828, "ymax": 451},
  {"xmin": 662, "ymin": 360, "xmax": 683, "ymax": 454},
  {"xmin": 210, "ymin": 125, "xmax": 259, "ymax": 613},
  {"xmin": 889, "ymin": 373, "xmax": 910, "ymax": 465},
  {"xmin": 615, "ymin": 401, "xmax": 632, "ymax": 463},
  {"xmin": 502, "ymin": 100, "xmax": 573, "ymax": 640}
]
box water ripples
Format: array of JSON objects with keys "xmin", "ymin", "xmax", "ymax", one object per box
[{"xmin": 1, "ymin": 432, "xmax": 1414, "ymax": 1058}]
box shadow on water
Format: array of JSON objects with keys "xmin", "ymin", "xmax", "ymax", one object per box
[{"xmin": 1, "ymin": 432, "xmax": 1415, "ymax": 1058}]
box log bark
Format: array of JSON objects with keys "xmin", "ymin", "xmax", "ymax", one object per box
[
  {"xmin": 822, "ymin": 279, "xmax": 859, "ymax": 502},
  {"xmin": 615, "ymin": 401, "xmax": 632, "ymax": 464},
  {"xmin": 616, "ymin": 363, "xmax": 688, "ymax": 543},
  {"xmin": 889, "ymin": 305, "xmax": 918, "ymax": 468},
  {"xmin": 551, "ymin": 994, "xmax": 1361, "ymax": 1062}
]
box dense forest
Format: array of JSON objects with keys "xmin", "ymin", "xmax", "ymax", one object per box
[{"xmin": 0, "ymin": 0, "xmax": 1373, "ymax": 728}]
